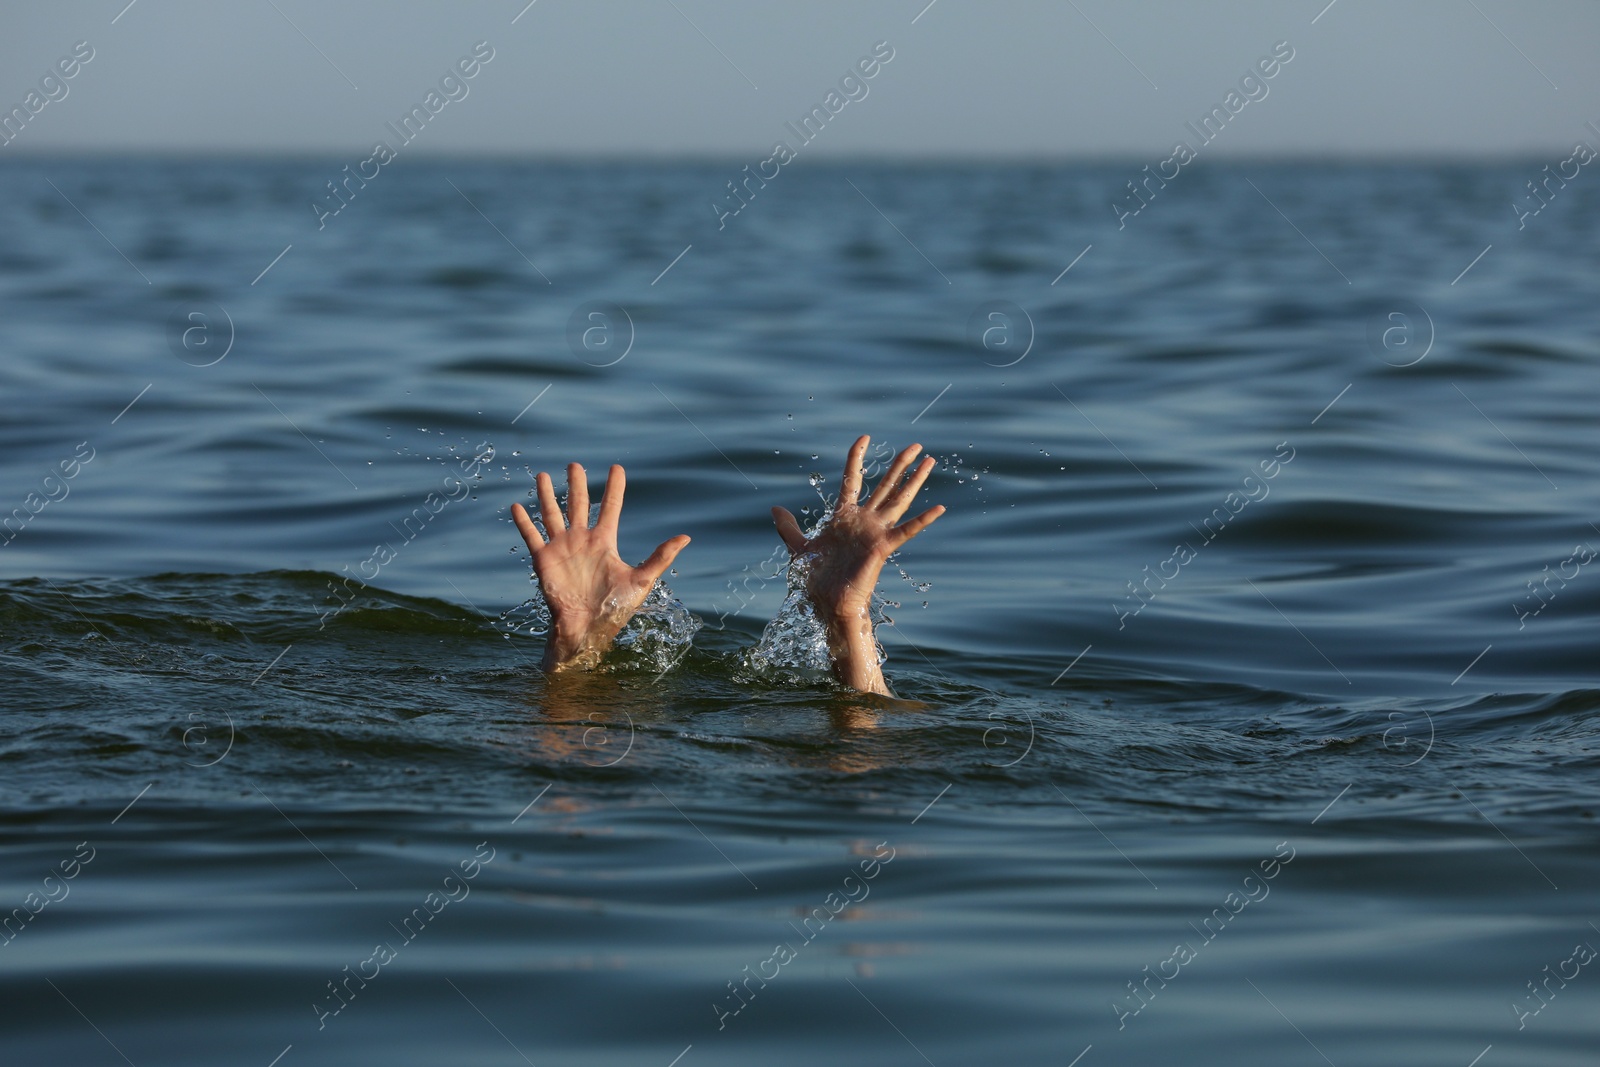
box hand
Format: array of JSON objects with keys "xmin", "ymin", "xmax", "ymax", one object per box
[
  {"xmin": 512, "ymin": 463, "xmax": 690, "ymax": 672},
  {"xmin": 771, "ymin": 435, "xmax": 945, "ymax": 695}
]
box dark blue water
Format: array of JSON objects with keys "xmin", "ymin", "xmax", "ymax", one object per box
[{"xmin": 2, "ymin": 160, "xmax": 1597, "ymax": 1065}]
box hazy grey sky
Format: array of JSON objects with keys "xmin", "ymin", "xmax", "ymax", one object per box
[{"xmin": 3, "ymin": 1, "xmax": 1595, "ymax": 157}]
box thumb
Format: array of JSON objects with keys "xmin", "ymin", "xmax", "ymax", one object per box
[
  {"xmin": 638, "ymin": 534, "xmax": 691, "ymax": 582},
  {"xmin": 771, "ymin": 506, "xmax": 807, "ymax": 553}
]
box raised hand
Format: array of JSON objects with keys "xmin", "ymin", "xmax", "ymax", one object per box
[
  {"xmin": 771, "ymin": 435, "xmax": 945, "ymax": 695},
  {"xmin": 512, "ymin": 463, "xmax": 690, "ymax": 672}
]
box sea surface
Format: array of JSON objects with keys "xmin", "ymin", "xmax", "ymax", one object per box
[{"xmin": 1, "ymin": 160, "xmax": 1597, "ymax": 1065}]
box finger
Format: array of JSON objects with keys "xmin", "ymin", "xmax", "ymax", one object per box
[
  {"xmin": 840, "ymin": 435, "xmax": 869, "ymax": 506},
  {"xmin": 511, "ymin": 502, "xmax": 545, "ymax": 550},
  {"xmin": 771, "ymin": 506, "xmax": 807, "ymax": 553},
  {"xmin": 566, "ymin": 462, "xmax": 590, "ymax": 529},
  {"xmin": 637, "ymin": 534, "xmax": 691, "ymax": 583},
  {"xmin": 597, "ymin": 464, "xmax": 626, "ymax": 533},
  {"xmin": 536, "ymin": 471, "xmax": 566, "ymax": 534},
  {"xmin": 884, "ymin": 456, "xmax": 938, "ymax": 521},
  {"xmin": 891, "ymin": 504, "xmax": 945, "ymax": 547},
  {"xmin": 866, "ymin": 442, "xmax": 923, "ymax": 508}
]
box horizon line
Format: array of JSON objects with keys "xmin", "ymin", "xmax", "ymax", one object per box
[{"xmin": 0, "ymin": 148, "xmax": 1567, "ymax": 165}]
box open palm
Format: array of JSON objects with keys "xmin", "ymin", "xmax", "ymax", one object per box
[
  {"xmin": 773, "ymin": 436, "xmax": 944, "ymax": 615},
  {"xmin": 512, "ymin": 463, "xmax": 689, "ymax": 671}
]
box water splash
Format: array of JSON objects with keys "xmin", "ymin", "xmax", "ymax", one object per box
[
  {"xmin": 744, "ymin": 551, "xmax": 891, "ymax": 682},
  {"xmin": 611, "ymin": 581, "xmax": 703, "ymax": 671},
  {"xmin": 496, "ymin": 578, "xmax": 701, "ymax": 673},
  {"xmin": 745, "ymin": 553, "xmax": 833, "ymax": 676},
  {"xmin": 387, "ymin": 431, "xmax": 539, "ymax": 495},
  {"xmin": 937, "ymin": 450, "xmax": 988, "ymax": 488},
  {"xmin": 895, "ymin": 563, "xmax": 933, "ymax": 600},
  {"xmin": 497, "ymin": 583, "xmax": 553, "ymax": 639}
]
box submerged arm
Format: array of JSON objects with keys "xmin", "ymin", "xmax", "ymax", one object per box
[{"xmin": 771, "ymin": 435, "xmax": 945, "ymax": 696}]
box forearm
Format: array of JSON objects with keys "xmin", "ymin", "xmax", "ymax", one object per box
[
  {"xmin": 822, "ymin": 606, "xmax": 890, "ymax": 696},
  {"xmin": 799, "ymin": 556, "xmax": 894, "ymax": 695}
]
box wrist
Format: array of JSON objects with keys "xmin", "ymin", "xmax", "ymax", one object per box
[
  {"xmin": 543, "ymin": 615, "xmax": 624, "ymax": 672},
  {"xmin": 821, "ymin": 602, "xmax": 870, "ymax": 637},
  {"xmin": 807, "ymin": 571, "xmax": 873, "ymax": 626}
]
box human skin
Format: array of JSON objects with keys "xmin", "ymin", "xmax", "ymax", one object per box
[
  {"xmin": 511, "ymin": 463, "xmax": 690, "ymax": 672},
  {"xmin": 771, "ymin": 435, "xmax": 945, "ymax": 696},
  {"xmin": 510, "ymin": 438, "xmax": 943, "ymax": 693}
]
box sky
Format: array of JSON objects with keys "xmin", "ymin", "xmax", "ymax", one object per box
[{"xmin": 2, "ymin": 0, "xmax": 1596, "ymax": 158}]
